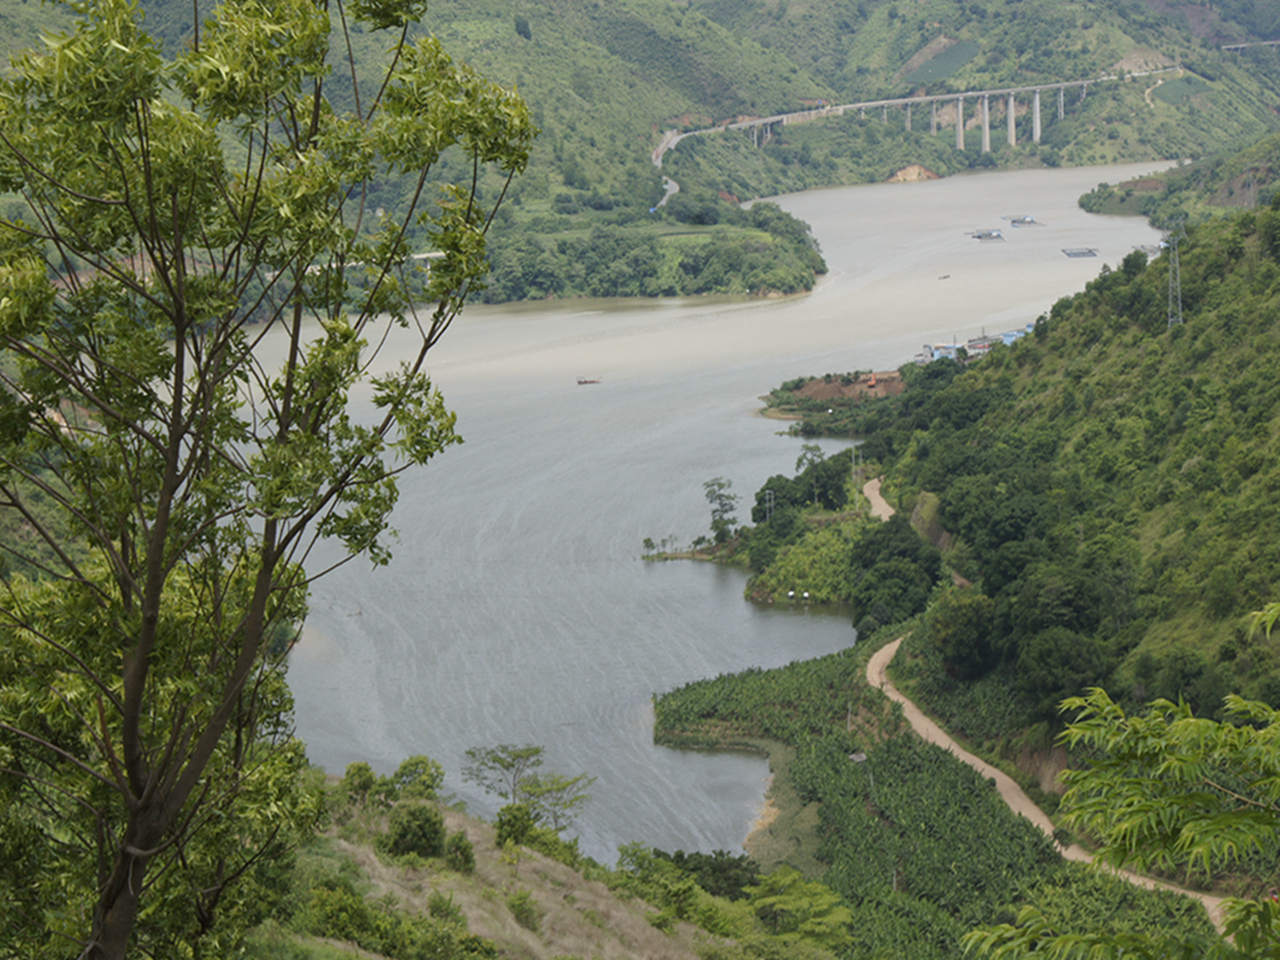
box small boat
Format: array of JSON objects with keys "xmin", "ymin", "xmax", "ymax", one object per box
[{"xmin": 576, "ymin": 377, "xmax": 602, "ymax": 385}]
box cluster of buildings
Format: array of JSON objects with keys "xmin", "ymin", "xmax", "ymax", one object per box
[{"xmin": 913, "ymin": 321, "xmax": 1036, "ymax": 364}]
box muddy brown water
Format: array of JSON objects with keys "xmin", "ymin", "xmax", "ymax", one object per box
[{"xmin": 285, "ymin": 162, "xmax": 1167, "ymax": 862}]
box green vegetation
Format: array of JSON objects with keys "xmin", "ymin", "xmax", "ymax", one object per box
[
  {"xmin": 479, "ymin": 200, "xmax": 827, "ymax": 301},
  {"xmin": 653, "ymin": 640, "xmax": 1214, "ymax": 958},
  {"xmin": 382, "ymin": 803, "xmax": 447, "ymax": 858},
  {"xmin": 0, "ymin": 0, "xmax": 531, "ymax": 954},
  {"xmin": 745, "ymin": 195, "xmax": 1280, "ymax": 792},
  {"xmin": 1152, "ymin": 74, "xmax": 1214, "ymax": 105},
  {"xmin": 712, "ymin": 443, "xmax": 941, "ymax": 627},
  {"xmin": 462, "ymin": 743, "xmax": 597, "ymax": 833},
  {"xmin": 645, "ymin": 191, "xmax": 1280, "ymax": 956},
  {"xmin": 968, "ymin": 684, "xmax": 1280, "ymax": 958},
  {"xmin": 664, "ymin": 115, "xmax": 979, "ymax": 204},
  {"xmin": 122, "ymin": 0, "xmax": 1280, "ymax": 302},
  {"xmin": 230, "ymin": 756, "xmax": 970, "ymax": 959},
  {"xmin": 1080, "ymin": 129, "xmax": 1280, "ymax": 223},
  {"xmin": 904, "ymin": 40, "xmax": 981, "ymax": 85}
]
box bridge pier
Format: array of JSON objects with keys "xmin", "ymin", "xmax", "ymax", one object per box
[
  {"xmin": 931, "ymin": 100, "xmax": 938, "ymax": 135},
  {"xmin": 1058, "ymin": 87, "xmax": 1064, "ymax": 120},
  {"xmin": 1007, "ymin": 93, "xmax": 1016, "ymax": 147},
  {"xmin": 981, "ymin": 95, "xmax": 991, "ymax": 152},
  {"xmin": 1033, "ymin": 89, "xmax": 1042, "ymax": 143},
  {"xmin": 955, "ymin": 97, "xmax": 965, "ymax": 150},
  {"xmin": 905, "ymin": 102, "xmax": 912, "ymax": 132}
]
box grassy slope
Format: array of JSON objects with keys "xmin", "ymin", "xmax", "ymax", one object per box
[
  {"xmin": 247, "ymin": 805, "xmax": 714, "ymax": 960},
  {"xmin": 651, "ymin": 631, "xmax": 1217, "ymax": 958}
]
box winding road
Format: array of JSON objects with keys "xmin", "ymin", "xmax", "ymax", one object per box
[{"xmin": 865, "ymin": 637, "xmax": 1227, "ymax": 930}]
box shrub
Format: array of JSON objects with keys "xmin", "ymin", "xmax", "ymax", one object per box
[
  {"xmin": 445, "ymin": 831, "xmax": 476, "ymax": 873},
  {"xmin": 495, "ymin": 803, "xmax": 536, "ymax": 847},
  {"xmin": 383, "ymin": 802, "xmax": 445, "ymax": 858},
  {"xmin": 506, "ymin": 889, "xmax": 541, "ymax": 931},
  {"xmin": 343, "ymin": 761, "xmax": 377, "ymax": 806},
  {"xmin": 428, "ymin": 889, "xmax": 464, "ymax": 925},
  {"xmin": 393, "ymin": 755, "xmax": 446, "ymax": 800}
]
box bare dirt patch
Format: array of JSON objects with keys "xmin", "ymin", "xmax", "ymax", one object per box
[
  {"xmin": 788, "ymin": 370, "xmax": 905, "ymax": 404},
  {"xmin": 1112, "ymin": 47, "xmax": 1174, "ymax": 73},
  {"xmin": 887, "ymin": 165, "xmax": 940, "ymax": 183},
  {"xmin": 1123, "ymin": 177, "xmax": 1164, "ymax": 192},
  {"xmin": 1017, "ymin": 745, "xmax": 1070, "ymax": 795},
  {"xmin": 745, "ymin": 775, "xmax": 780, "ymax": 845}
]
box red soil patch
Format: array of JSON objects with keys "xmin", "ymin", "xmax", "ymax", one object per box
[{"xmin": 792, "ymin": 371, "xmax": 905, "ymax": 403}]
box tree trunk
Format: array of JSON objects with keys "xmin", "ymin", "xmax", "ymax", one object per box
[{"xmin": 90, "ymin": 846, "xmax": 150, "ymax": 960}]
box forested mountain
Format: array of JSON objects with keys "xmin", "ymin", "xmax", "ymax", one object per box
[
  {"xmin": 79, "ymin": 0, "xmax": 1276, "ymax": 299},
  {"xmin": 759, "ymin": 197, "xmax": 1280, "ymax": 746}
]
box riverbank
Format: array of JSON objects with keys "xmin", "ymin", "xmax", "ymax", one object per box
[{"xmin": 289, "ymin": 162, "xmax": 1170, "ymax": 863}]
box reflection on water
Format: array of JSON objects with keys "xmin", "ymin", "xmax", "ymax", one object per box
[{"xmin": 287, "ymin": 163, "xmax": 1167, "ymax": 862}]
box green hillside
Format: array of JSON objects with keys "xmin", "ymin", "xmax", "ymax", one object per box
[
  {"xmin": 653, "ymin": 650, "xmax": 1214, "ymax": 960},
  {"xmin": 688, "ymin": 0, "xmax": 1279, "ymax": 98},
  {"xmin": 1080, "ymin": 129, "xmax": 1280, "ymax": 223},
  {"xmin": 105, "ymin": 0, "xmax": 1280, "ymax": 300},
  {"xmin": 646, "ymin": 200, "xmax": 1280, "ymax": 956},
  {"xmin": 757, "ymin": 198, "xmax": 1280, "ymax": 747}
]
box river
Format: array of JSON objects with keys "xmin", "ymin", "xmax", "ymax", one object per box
[{"xmin": 287, "ymin": 161, "xmax": 1166, "ymax": 863}]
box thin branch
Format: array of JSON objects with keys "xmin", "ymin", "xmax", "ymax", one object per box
[
  {"xmin": 0, "ymin": 722, "xmax": 120, "ymax": 792},
  {"xmin": 1201, "ymin": 776, "xmax": 1280, "ymax": 815}
]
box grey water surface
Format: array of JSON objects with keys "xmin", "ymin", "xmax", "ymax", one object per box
[{"xmin": 286, "ymin": 162, "xmax": 1167, "ymax": 862}]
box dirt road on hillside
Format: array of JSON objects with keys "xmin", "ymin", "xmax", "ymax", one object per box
[{"xmin": 865, "ymin": 637, "xmax": 1227, "ymax": 929}]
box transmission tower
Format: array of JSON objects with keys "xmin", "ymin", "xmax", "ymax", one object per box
[{"xmin": 1165, "ymin": 217, "xmax": 1186, "ymax": 328}]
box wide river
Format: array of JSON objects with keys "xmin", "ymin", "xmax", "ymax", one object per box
[{"xmin": 288, "ymin": 162, "xmax": 1165, "ymax": 862}]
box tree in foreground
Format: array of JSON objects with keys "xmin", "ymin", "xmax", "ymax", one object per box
[
  {"xmin": 964, "ymin": 661, "xmax": 1280, "ymax": 958},
  {"xmin": 0, "ymin": 0, "xmax": 532, "ymax": 955}
]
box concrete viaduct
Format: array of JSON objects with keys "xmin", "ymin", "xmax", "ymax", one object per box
[
  {"xmin": 652, "ymin": 68, "xmax": 1178, "ymax": 167},
  {"xmin": 1221, "ymin": 40, "xmax": 1280, "ymax": 51}
]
